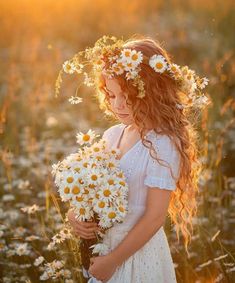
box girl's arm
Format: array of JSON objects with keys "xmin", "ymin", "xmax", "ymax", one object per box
[{"xmin": 107, "ymin": 187, "xmax": 173, "ymax": 266}]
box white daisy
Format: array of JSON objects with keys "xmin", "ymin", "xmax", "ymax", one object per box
[
  {"xmin": 63, "ymin": 60, "xmax": 76, "ymax": 74},
  {"xmin": 120, "ymin": 48, "xmax": 132, "ymax": 61},
  {"xmin": 76, "ymin": 129, "xmax": 99, "ymax": 145},
  {"xmin": 34, "ymin": 256, "xmax": 45, "ymax": 266},
  {"xmin": 90, "ymin": 243, "xmax": 110, "ymax": 255},
  {"xmin": 15, "ymin": 243, "xmax": 30, "ymax": 256},
  {"xmin": 73, "ymin": 205, "xmax": 93, "ymax": 221},
  {"xmin": 111, "ymin": 62, "xmax": 125, "ymax": 75},
  {"xmin": 196, "ymin": 77, "xmax": 209, "ymax": 89},
  {"xmin": 86, "ymin": 169, "xmax": 102, "ymax": 186},
  {"xmin": 98, "ymin": 185, "xmax": 118, "ymax": 202},
  {"xmin": 93, "ymin": 199, "xmax": 109, "ymax": 214},
  {"xmin": 83, "ymin": 72, "xmax": 94, "ymax": 87},
  {"xmin": 129, "ymin": 50, "xmax": 143, "ymax": 66},
  {"xmin": 20, "ymin": 204, "xmax": 40, "ymax": 215},
  {"xmin": 149, "ymin": 54, "xmax": 168, "ymax": 73},
  {"xmin": 68, "ymin": 96, "xmax": 83, "ymax": 104}
]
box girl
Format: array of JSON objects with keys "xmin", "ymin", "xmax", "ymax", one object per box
[{"xmin": 67, "ymin": 35, "xmax": 206, "ymax": 282}]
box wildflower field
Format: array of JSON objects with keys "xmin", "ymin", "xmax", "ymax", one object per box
[{"xmin": 0, "ymin": 0, "xmax": 234, "ymax": 282}]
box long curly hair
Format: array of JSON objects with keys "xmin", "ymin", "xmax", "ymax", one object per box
[{"xmin": 94, "ymin": 35, "xmax": 204, "ymax": 255}]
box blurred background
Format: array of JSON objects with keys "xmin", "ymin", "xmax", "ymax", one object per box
[{"xmin": 0, "ymin": 0, "xmax": 235, "ymax": 282}]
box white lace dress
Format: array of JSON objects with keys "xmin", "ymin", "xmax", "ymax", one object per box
[{"xmin": 87, "ymin": 123, "xmax": 180, "ymax": 283}]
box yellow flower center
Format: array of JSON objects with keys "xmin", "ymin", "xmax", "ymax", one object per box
[
  {"xmin": 74, "ymin": 168, "xmax": 80, "ymax": 173},
  {"xmin": 72, "ymin": 186, "xmax": 80, "ymax": 194},
  {"xmin": 108, "ymin": 179, "xmax": 114, "ymax": 185},
  {"xmin": 119, "ymin": 206, "xmax": 125, "ymax": 212},
  {"xmin": 64, "ymin": 187, "xmax": 70, "ymax": 194},
  {"xmin": 83, "ymin": 134, "xmax": 90, "ymax": 142},
  {"xmin": 132, "ymin": 54, "xmax": 138, "ymax": 61},
  {"xmin": 155, "ymin": 62, "xmax": 163, "ymax": 69},
  {"xmin": 108, "ymin": 211, "xmax": 116, "ymax": 219},
  {"xmin": 95, "ymin": 193, "xmax": 100, "ymax": 199},
  {"xmin": 119, "ymin": 181, "xmax": 126, "ymax": 186},
  {"xmin": 117, "ymin": 172, "xmax": 123, "ymax": 178},
  {"xmin": 83, "ymin": 162, "xmax": 88, "ymax": 168},
  {"xmin": 124, "ymin": 51, "xmax": 131, "ymax": 57},
  {"xmin": 91, "ymin": 175, "xmax": 98, "ymax": 181},
  {"xmin": 89, "ymin": 184, "xmax": 96, "ymax": 189},
  {"xmin": 98, "ymin": 201, "xmax": 105, "ymax": 208},
  {"xmin": 80, "ymin": 208, "xmax": 85, "ymax": 215},
  {"xmin": 67, "ymin": 177, "xmax": 74, "ymax": 183},
  {"xmin": 78, "ymin": 178, "xmax": 84, "ymax": 184},
  {"xmin": 108, "ymin": 162, "xmax": 115, "ymax": 168},
  {"xmin": 76, "ymin": 196, "xmax": 83, "ymax": 202},
  {"xmin": 103, "ymin": 189, "xmax": 111, "ymax": 197}
]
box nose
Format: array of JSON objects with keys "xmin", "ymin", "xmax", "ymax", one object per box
[{"xmin": 114, "ymin": 96, "xmax": 126, "ymax": 110}]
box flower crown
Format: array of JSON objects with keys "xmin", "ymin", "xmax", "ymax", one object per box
[{"xmin": 55, "ymin": 35, "xmax": 210, "ymax": 109}]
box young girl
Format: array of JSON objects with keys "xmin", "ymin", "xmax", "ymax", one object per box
[{"xmin": 67, "ymin": 35, "xmax": 208, "ymax": 282}]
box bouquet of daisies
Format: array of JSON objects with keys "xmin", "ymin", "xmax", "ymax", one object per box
[{"xmin": 51, "ymin": 129, "xmax": 129, "ymax": 268}]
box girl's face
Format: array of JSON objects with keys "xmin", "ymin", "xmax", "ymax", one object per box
[{"xmin": 104, "ymin": 77, "xmax": 134, "ymax": 125}]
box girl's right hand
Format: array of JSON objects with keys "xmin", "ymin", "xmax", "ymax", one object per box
[{"xmin": 67, "ymin": 209, "xmax": 100, "ymax": 239}]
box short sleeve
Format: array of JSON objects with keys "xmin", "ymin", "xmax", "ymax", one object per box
[{"xmin": 144, "ymin": 134, "xmax": 181, "ymax": 191}]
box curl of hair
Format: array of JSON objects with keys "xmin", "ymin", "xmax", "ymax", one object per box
[{"xmin": 94, "ymin": 34, "xmax": 203, "ymax": 256}]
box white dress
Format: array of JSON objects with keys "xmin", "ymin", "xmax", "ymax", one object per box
[{"xmin": 87, "ymin": 123, "xmax": 181, "ymax": 283}]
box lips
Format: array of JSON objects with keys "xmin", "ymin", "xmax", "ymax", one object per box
[{"xmin": 117, "ymin": 113, "xmax": 129, "ymax": 117}]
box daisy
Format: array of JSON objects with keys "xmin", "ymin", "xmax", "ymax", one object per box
[
  {"xmin": 123, "ymin": 60, "xmax": 136, "ymax": 72},
  {"xmin": 125, "ymin": 69, "xmax": 139, "ymax": 80},
  {"xmin": 196, "ymin": 77, "xmax": 209, "ymax": 89},
  {"xmin": 15, "ymin": 243, "xmax": 30, "ymax": 256},
  {"xmin": 98, "ymin": 215, "xmax": 112, "ymax": 229},
  {"xmin": 99, "ymin": 186, "xmax": 118, "ymax": 202},
  {"xmin": 20, "ymin": 204, "xmax": 40, "ymax": 214},
  {"xmin": 76, "ymin": 129, "xmax": 99, "ymax": 145},
  {"xmin": 93, "ymin": 200, "xmax": 109, "ymax": 214},
  {"xmin": 149, "ymin": 54, "xmax": 168, "ymax": 73},
  {"xmin": 63, "ymin": 60, "xmax": 76, "ymax": 74},
  {"xmin": 34, "ymin": 256, "xmax": 45, "ymax": 266},
  {"xmin": 102, "ymin": 68, "xmax": 114, "ymax": 79},
  {"xmin": 83, "ymin": 72, "xmax": 94, "ymax": 87},
  {"xmin": 90, "ymin": 243, "xmax": 110, "ymax": 255},
  {"xmin": 129, "ymin": 50, "xmax": 143, "ymax": 66},
  {"xmin": 120, "ymin": 48, "xmax": 132, "ymax": 61},
  {"xmin": 86, "ymin": 170, "xmax": 101, "ymax": 186},
  {"xmin": 73, "ymin": 205, "xmax": 93, "ymax": 221},
  {"xmin": 104, "ymin": 207, "xmax": 118, "ymax": 223},
  {"xmin": 93, "ymin": 59, "xmax": 105, "ymax": 71},
  {"xmin": 167, "ymin": 63, "xmax": 181, "ymax": 75},
  {"xmin": 111, "ymin": 62, "xmax": 125, "ymax": 75},
  {"xmin": 68, "ymin": 96, "xmax": 83, "ymax": 104}
]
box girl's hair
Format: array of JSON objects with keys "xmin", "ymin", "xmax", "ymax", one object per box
[{"xmin": 94, "ymin": 34, "xmax": 203, "ymax": 255}]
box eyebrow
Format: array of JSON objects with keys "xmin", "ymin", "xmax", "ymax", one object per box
[{"xmin": 105, "ymin": 86, "xmax": 123, "ymax": 96}]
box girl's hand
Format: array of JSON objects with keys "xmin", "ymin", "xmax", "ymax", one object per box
[
  {"xmin": 67, "ymin": 209, "xmax": 101, "ymax": 239},
  {"xmin": 88, "ymin": 255, "xmax": 118, "ymax": 282}
]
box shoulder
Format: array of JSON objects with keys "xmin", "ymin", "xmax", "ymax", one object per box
[
  {"xmin": 146, "ymin": 130, "xmax": 181, "ymax": 158},
  {"xmin": 102, "ymin": 123, "xmax": 124, "ymax": 141}
]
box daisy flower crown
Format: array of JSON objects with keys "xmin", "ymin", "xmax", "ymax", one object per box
[{"xmin": 55, "ymin": 35, "xmax": 210, "ymax": 109}]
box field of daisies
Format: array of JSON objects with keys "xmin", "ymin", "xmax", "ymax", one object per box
[{"xmin": 0, "ymin": 1, "xmax": 235, "ymax": 282}]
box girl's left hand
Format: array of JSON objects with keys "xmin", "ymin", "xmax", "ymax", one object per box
[{"xmin": 88, "ymin": 254, "xmax": 119, "ymax": 282}]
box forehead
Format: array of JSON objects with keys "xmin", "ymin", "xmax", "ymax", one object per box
[{"xmin": 104, "ymin": 76, "xmax": 122, "ymax": 93}]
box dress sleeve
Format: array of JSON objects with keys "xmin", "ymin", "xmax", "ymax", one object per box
[{"xmin": 144, "ymin": 134, "xmax": 181, "ymax": 191}]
